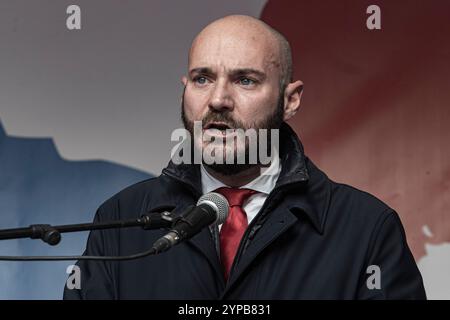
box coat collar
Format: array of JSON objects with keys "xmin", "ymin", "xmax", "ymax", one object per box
[{"xmin": 161, "ymin": 122, "xmax": 330, "ymax": 234}]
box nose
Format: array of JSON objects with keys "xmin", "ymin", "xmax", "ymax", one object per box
[{"xmin": 208, "ymin": 79, "xmax": 234, "ymax": 112}]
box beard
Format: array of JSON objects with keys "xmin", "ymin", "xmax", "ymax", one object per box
[{"xmin": 181, "ymin": 90, "xmax": 284, "ymax": 176}]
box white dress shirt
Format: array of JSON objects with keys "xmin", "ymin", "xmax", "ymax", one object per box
[{"xmin": 200, "ymin": 154, "xmax": 281, "ymax": 229}]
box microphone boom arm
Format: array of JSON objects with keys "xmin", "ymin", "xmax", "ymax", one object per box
[{"xmin": 0, "ymin": 211, "xmax": 175, "ymax": 246}]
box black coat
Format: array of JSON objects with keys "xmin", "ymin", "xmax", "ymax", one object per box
[{"xmin": 64, "ymin": 124, "xmax": 426, "ymax": 299}]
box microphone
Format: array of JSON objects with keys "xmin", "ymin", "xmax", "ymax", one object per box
[{"xmin": 152, "ymin": 192, "xmax": 229, "ymax": 253}]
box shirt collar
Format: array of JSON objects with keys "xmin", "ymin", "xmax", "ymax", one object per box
[{"xmin": 200, "ymin": 150, "xmax": 281, "ymax": 195}]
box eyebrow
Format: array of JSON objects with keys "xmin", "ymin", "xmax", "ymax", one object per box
[
  {"xmin": 189, "ymin": 67, "xmax": 266, "ymax": 80},
  {"xmin": 189, "ymin": 67, "xmax": 213, "ymax": 77}
]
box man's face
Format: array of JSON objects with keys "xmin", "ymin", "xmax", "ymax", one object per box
[{"xmin": 181, "ymin": 27, "xmax": 284, "ymax": 174}]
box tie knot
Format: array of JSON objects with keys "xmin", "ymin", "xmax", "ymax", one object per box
[{"xmin": 215, "ymin": 187, "xmax": 257, "ymax": 207}]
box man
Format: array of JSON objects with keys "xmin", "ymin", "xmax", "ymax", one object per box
[{"xmin": 64, "ymin": 15, "xmax": 426, "ymax": 299}]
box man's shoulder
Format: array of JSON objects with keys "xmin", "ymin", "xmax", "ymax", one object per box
[
  {"xmin": 118, "ymin": 174, "xmax": 166, "ymax": 196},
  {"xmin": 95, "ymin": 174, "xmax": 172, "ymax": 219},
  {"xmin": 306, "ymin": 158, "xmax": 396, "ymax": 229},
  {"xmin": 332, "ymin": 181, "xmax": 393, "ymax": 215},
  {"xmin": 326, "ymin": 179, "xmax": 404, "ymax": 245}
]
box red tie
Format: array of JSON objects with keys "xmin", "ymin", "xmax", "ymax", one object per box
[{"xmin": 215, "ymin": 187, "xmax": 257, "ymax": 281}]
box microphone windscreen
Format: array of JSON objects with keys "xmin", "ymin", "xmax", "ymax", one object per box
[{"xmin": 197, "ymin": 192, "xmax": 229, "ymax": 225}]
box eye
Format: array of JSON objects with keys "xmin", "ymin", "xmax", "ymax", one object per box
[
  {"xmin": 238, "ymin": 77, "xmax": 256, "ymax": 86},
  {"xmin": 193, "ymin": 76, "xmax": 209, "ymax": 85}
]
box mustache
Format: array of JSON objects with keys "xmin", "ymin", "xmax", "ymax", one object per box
[{"xmin": 201, "ymin": 111, "xmax": 245, "ymax": 130}]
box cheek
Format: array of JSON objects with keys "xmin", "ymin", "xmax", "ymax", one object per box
[
  {"xmin": 184, "ymin": 89, "xmax": 208, "ymax": 120},
  {"xmin": 237, "ymin": 93, "xmax": 278, "ymax": 122}
]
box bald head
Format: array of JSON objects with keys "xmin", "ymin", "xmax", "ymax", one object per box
[{"xmin": 189, "ymin": 15, "xmax": 293, "ymax": 89}]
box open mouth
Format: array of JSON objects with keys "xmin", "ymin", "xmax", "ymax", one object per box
[{"xmin": 203, "ymin": 122, "xmax": 233, "ymax": 132}]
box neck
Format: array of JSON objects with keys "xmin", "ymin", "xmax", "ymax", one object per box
[{"xmin": 204, "ymin": 165, "xmax": 263, "ymax": 188}]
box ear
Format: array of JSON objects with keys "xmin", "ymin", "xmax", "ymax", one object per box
[
  {"xmin": 282, "ymin": 80, "xmax": 304, "ymax": 121},
  {"xmin": 180, "ymin": 76, "xmax": 188, "ymax": 106}
]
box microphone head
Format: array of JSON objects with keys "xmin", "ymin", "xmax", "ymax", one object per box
[{"xmin": 197, "ymin": 192, "xmax": 229, "ymax": 225}]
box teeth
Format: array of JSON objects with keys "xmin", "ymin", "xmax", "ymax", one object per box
[{"xmin": 203, "ymin": 126, "xmax": 235, "ymax": 135}]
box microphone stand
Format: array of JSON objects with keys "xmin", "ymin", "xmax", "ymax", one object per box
[{"xmin": 0, "ymin": 210, "xmax": 175, "ymax": 246}]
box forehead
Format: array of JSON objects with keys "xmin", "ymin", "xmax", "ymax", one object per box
[{"xmin": 189, "ymin": 30, "xmax": 281, "ymax": 75}]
